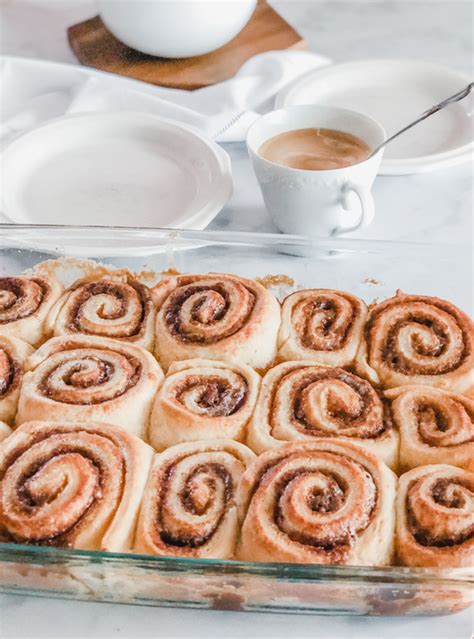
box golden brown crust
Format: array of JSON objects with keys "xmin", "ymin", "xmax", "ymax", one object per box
[
  {"xmin": 247, "ymin": 362, "xmax": 398, "ymax": 469},
  {"xmin": 387, "ymin": 386, "xmax": 474, "ymax": 472},
  {"xmin": 0, "ymin": 420, "xmax": 153, "ymax": 551},
  {"xmin": 46, "ymin": 276, "xmax": 157, "ymax": 352},
  {"xmin": 236, "ymin": 439, "xmax": 397, "ymax": 565},
  {"xmin": 149, "ymin": 359, "xmax": 260, "ymax": 450},
  {"xmin": 2, "ymin": 262, "xmax": 473, "ymax": 570},
  {"xmin": 134, "ymin": 440, "xmax": 256, "ymax": 558},
  {"xmin": 278, "ymin": 289, "xmax": 368, "ymax": 367},
  {"xmin": 0, "ymin": 276, "xmax": 63, "ymax": 346},
  {"xmin": 0, "ymin": 336, "xmax": 33, "ymax": 424},
  {"xmin": 396, "ymin": 464, "xmax": 474, "ymax": 567},
  {"xmin": 16, "ymin": 336, "xmax": 164, "ymax": 440},
  {"xmin": 153, "ymin": 273, "xmax": 281, "ymax": 370},
  {"xmin": 356, "ymin": 291, "xmax": 474, "ymax": 395}
]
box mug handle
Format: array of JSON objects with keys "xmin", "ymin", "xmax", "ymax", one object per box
[{"xmin": 333, "ymin": 181, "xmax": 375, "ymax": 236}]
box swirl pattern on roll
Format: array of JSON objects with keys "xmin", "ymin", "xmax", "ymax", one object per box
[
  {"xmin": 0, "ymin": 276, "xmax": 63, "ymax": 346},
  {"xmin": 46, "ymin": 276, "xmax": 156, "ymax": 351},
  {"xmin": 0, "ymin": 336, "xmax": 33, "ymax": 424},
  {"xmin": 153, "ymin": 274, "xmax": 281, "ymax": 370},
  {"xmin": 149, "ymin": 359, "xmax": 260, "ymax": 450},
  {"xmin": 278, "ymin": 289, "xmax": 368, "ymax": 367},
  {"xmin": 0, "ymin": 421, "xmax": 153, "ymax": 550},
  {"xmin": 396, "ymin": 464, "xmax": 474, "ymax": 567},
  {"xmin": 387, "ymin": 386, "xmax": 474, "ymax": 472},
  {"xmin": 356, "ymin": 291, "xmax": 474, "ymax": 395},
  {"xmin": 134, "ymin": 440, "xmax": 256, "ymax": 558},
  {"xmin": 236, "ymin": 440, "xmax": 396, "ymax": 565},
  {"xmin": 16, "ymin": 336, "xmax": 164, "ymax": 439},
  {"xmin": 247, "ymin": 362, "xmax": 398, "ymax": 468}
]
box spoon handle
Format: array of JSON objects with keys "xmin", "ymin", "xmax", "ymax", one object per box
[{"xmin": 369, "ymin": 82, "xmax": 473, "ymax": 158}]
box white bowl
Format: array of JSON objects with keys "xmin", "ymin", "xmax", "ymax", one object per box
[
  {"xmin": 0, "ymin": 111, "xmax": 232, "ymax": 230},
  {"xmin": 98, "ymin": 0, "xmax": 257, "ymax": 58}
]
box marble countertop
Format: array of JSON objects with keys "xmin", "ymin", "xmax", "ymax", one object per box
[{"xmin": 0, "ymin": 1, "xmax": 472, "ymax": 637}]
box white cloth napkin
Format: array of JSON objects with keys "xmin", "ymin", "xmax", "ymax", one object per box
[{"xmin": 0, "ymin": 51, "xmax": 329, "ymax": 148}]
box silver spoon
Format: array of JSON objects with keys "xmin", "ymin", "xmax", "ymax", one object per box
[{"xmin": 369, "ymin": 82, "xmax": 473, "ymax": 158}]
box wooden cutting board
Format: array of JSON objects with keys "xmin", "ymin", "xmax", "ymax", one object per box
[{"xmin": 68, "ymin": 0, "xmax": 306, "ymax": 90}]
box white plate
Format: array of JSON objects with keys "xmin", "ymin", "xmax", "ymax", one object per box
[
  {"xmin": 0, "ymin": 111, "xmax": 232, "ymax": 230},
  {"xmin": 275, "ymin": 60, "xmax": 473, "ymax": 175}
]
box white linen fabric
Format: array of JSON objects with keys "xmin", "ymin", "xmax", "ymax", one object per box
[{"xmin": 0, "ymin": 50, "xmax": 329, "ymax": 147}]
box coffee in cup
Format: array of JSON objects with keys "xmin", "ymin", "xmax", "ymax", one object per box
[{"xmin": 258, "ymin": 128, "xmax": 371, "ymax": 171}]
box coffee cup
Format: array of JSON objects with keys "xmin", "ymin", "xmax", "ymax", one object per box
[{"xmin": 247, "ymin": 105, "xmax": 386, "ymax": 237}]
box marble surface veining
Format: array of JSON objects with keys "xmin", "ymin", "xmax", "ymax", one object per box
[{"xmin": 0, "ymin": 1, "xmax": 473, "ymax": 638}]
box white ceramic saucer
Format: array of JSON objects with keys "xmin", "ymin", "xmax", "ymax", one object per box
[
  {"xmin": 275, "ymin": 60, "xmax": 473, "ymax": 175},
  {"xmin": 0, "ymin": 111, "xmax": 232, "ymax": 230}
]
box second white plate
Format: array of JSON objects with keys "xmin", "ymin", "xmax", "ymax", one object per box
[
  {"xmin": 275, "ymin": 59, "xmax": 473, "ymax": 175},
  {"xmin": 1, "ymin": 111, "xmax": 232, "ymax": 230}
]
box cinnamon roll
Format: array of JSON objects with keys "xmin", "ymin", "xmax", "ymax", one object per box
[
  {"xmin": 396, "ymin": 464, "xmax": 474, "ymax": 567},
  {"xmin": 153, "ymin": 274, "xmax": 281, "ymax": 371},
  {"xmin": 0, "ymin": 276, "xmax": 63, "ymax": 346},
  {"xmin": 236, "ymin": 439, "xmax": 397, "ymax": 565},
  {"xmin": 278, "ymin": 289, "xmax": 368, "ymax": 367},
  {"xmin": 356, "ymin": 291, "xmax": 474, "ymax": 395},
  {"xmin": 0, "ymin": 422, "xmax": 12, "ymax": 442},
  {"xmin": 46, "ymin": 276, "xmax": 156, "ymax": 351},
  {"xmin": 16, "ymin": 336, "xmax": 164, "ymax": 439},
  {"xmin": 0, "ymin": 336, "xmax": 33, "ymax": 424},
  {"xmin": 149, "ymin": 359, "xmax": 260, "ymax": 451},
  {"xmin": 387, "ymin": 386, "xmax": 474, "ymax": 472},
  {"xmin": 0, "ymin": 420, "xmax": 153, "ymax": 551},
  {"xmin": 247, "ymin": 362, "xmax": 398, "ymax": 469},
  {"xmin": 134, "ymin": 440, "xmax": 256, "ymax": 559}
]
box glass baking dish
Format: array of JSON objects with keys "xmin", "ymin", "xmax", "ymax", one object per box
[{"xmin": 0, "ymin": 224, "xmax": 472, "ymax": 616}]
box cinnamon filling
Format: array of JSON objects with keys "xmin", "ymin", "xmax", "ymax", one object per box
[
  {"xmin": 0, "ymin": 349, "xmax": 20, "ymax": 397},
  {"xmin": 404, "ymin": 395, "xmax": 474, "ymax": 447},
  {"xmin": 1, "ymin": 431, "xmax": 125, "ymax": 546},
  {"xmin": 176, "ymin": 375, "xmax": 248, "ymax": 416},
  {"xmin": 431, "ymin": 478, "xmax": 472, "ymax": 509},
  {"xmin": 407, "ymin": 478, "xmax": 474, "ymax": 548},
  {"xmin": 277, "ymin": 368, "xmax": 388, "ymax": 439},
  {"xmin": 164, "ymin": 283, "xmax": 256, "ymax": 344},
  {"xmin": 272, "ymin": 465, "xmax": 376, "ymax": 553},
  {"xmin": 366, "ymin": 299, "xmax": 470, "ymax": 375},
  {"xmin": 0, "ymin": 277, "xmax": 45, "ymax": 323},
  {"xmin": 158, "ymin": 463, "xmax": 233, "ymax": 548},
  {"xmin": 39, "ymin": 353, "xmax": 141, "ymax": 405},
  {"xmin": 417, "ymin": 404, "xmax": 449, "ymax": 433},
  {"xmin": 412, "ymin": 525, "xmax": 474, "ymax": 548},
  {"xmin": 165, "ymin": 285, "xmax": 230, "ymax": 339},
  {"xmin": 67, "ymin": 279, "xmax": 149, "ymax": 338},
  {"xmin": 383, "ymin": 317, "xmax": 455, "ymax": 373},
  {"xmin": 307, "ymin": 481, "xmax": 344, "ymax": 513},
  {"xmin": 297, "ymin": 298, "xmax": 354, "ymax": 351}
]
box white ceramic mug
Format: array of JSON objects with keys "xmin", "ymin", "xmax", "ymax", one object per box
[{"xmin": 247, "ymin": 105, "xmax": 386, "ymax": 237}]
